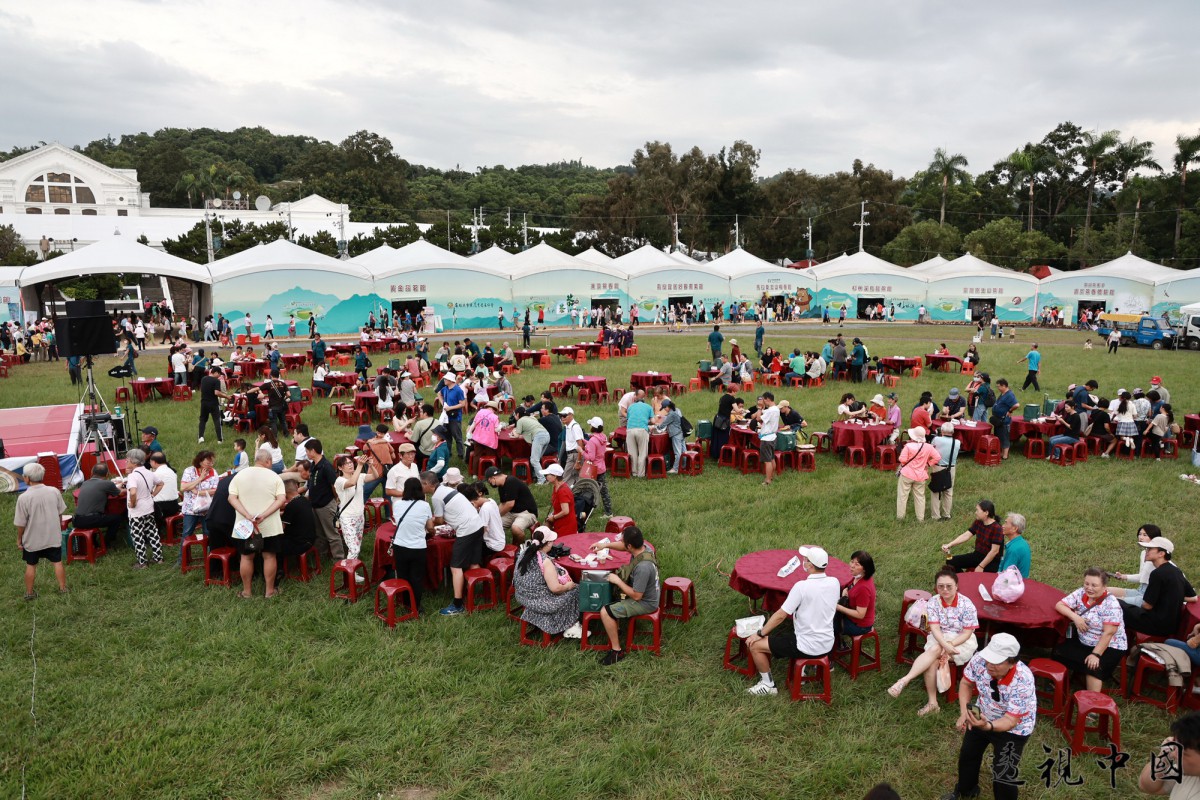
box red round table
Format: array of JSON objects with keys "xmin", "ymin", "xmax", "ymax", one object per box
[
  {"xmin": 879, "ymin": 356, "xmax": 921, "ymax": 375},
  {"xmin": 1008, "ymin": 418, "xmax": 1064, "ymax": 441},
  {"xmin": 563, "ymin": 375, "xmax": 608, "ymax": 395},
  {"xmin": 496, "ymin": 428, "xmax": 532, "ymax": 461},
  {"xmin": 955, "ymin": 572, "xmax": 1068, "ymax": 639},
  {"xmin": 355, "ymin": 391, "xmax": 378, "ymax": 413},
  {"xmin": 325, "ymin": 372, "xmax": 359, "ymax": 387},
  {"xmin": 925, "ymin": 353, "xmax": 964, "ymax": 372},
  {"xmin": 830, "ymin": 421, "xmax": 894, "ymax": 457},
  {"xmin": 370, "ymin": 522, "xmax": 456, "ymax": 590},
  {"xmin": 513, "ymin": 349, "xmax": 546, "ymax": 366},
  {"xmin": 553, "ymin": 531, "xmax": 655, "ymax": 581},
  {"xmin": 1185, "ymin": 414, "xmax": 1200, "ymax": 434},
  {"xmin": 551, "ymin": 346, "xmax": 581, "ymax": 360},
  {"xmin": 630, "ymin": 372, "xmax": 672, "ymax": 390},
  {"xmin": 729, "ymin": 425, "xmax": 759, "ymax": 451},
  {"xmin": 728, "ymin": 548, "xmax": 852, "ymax": 612},
  {"xmin": 951, "ymin": 420, "xmax": 993, "ymax": 452},
  {"xmin": 129, "ymin": 377, "xmax": 176, "ymax": 402},
  {"xmin": 280, "ymin": 354, "xmax": 306, "ymax": 370}
]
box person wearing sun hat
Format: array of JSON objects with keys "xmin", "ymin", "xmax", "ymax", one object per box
[
  {"xmin": 579, "ymin": 416, "xmax": 613, "ymax": 516},
  {"xmin": 512, "ymin": 525, "xmax": 581, "ymax": 640},
  {"xmin": 1121, "ymin": 535, "xmax": 1196, "ymax": 637},
  {"xmin": 743, "ymin": 545, "xmax": 840, "ymax": 695},
  {"xmin": 939, "ymin": 632, "xmax": 1036, "ymax": 800},
  {"xmin": 897, "ymin": 426, "xmax": 942, "ymax": 521},
  {"xmin": 542, "ymin": 464, "xmax": 577, "ymax": 536}
]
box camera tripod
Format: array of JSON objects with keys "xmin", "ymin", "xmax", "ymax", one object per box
[{"xmin": 76, "ymin": 355, "xmax": 125, "ymax": 479}]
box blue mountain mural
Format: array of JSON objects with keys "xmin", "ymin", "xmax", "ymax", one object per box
[{"xmin": 323, "ymin": 293, "xmax": 390, "ymax": 334}]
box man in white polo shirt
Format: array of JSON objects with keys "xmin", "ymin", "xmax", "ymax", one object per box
[
  {"xmin": 422, "ymin": 469, "xmax": 484, "ymax": 616},
  {"xmin": 743, "ymin": 545, "xmax": 840, "ymax": 696},
  {"xmin": 560, "ymin": 406, "xmax": 585, "ymax": 485}
]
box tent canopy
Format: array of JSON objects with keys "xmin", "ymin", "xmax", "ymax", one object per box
[
  {"xmin": 807, "ymin": 251, "xmax": 924, "ymax": 282},
  {"xmin": 1072, "ymin": 252, "xmax": 1180, "ymax": 284},
  {"xmin": 925, "ymin": 254, "xmax": 1039, "ymax": 284},
  {"xmin": 505, "ymin": 241, "xmax": 627, "ymax": 280},
  {"xmin": 349, "ymin": 245, "xmax": 399, "ymax": 268},
  {"xmin": 709, "ymin": 247, "xmax": 808, "ymax": 279},
  {"xmin": 574, "ymin": 247, "xmax": 614, "ymax": 266},
  {"xmin": 207, "ymin": 239, "xmax": 370, "ymax": 282},
  {"xmin": 470, "ymin": 245, "xmax": 513, "ymax": 265},
  {"xmin": 907, "ymin": 255, "xmax": 950, "ymax": 273},
  {"xmin": 368, "ymin": 239, "xmax": 511, "ymax": 280},
  {"xmin": 0, "ymin": 265, "xmax": 24, "ymax": 286},
  {"xmin": 18, "ymin": 234, "xmax": 212, "ymax": 285}
]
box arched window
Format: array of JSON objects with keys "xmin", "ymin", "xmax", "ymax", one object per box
[
  {"xmin": 26, "ymin": 207, "xmax": 42, "ymax": 214},
  {"xmin": 82, "ymin": 208, "xmax": 98, "ymax": 216},
  {"xmin": 24, "ymin": 173, "xmax": 98, "ymax": 206}
]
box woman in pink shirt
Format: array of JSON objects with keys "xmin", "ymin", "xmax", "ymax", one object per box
[
  {"xmin": 579, "ymin": 417, "xmax": 613, "ymax": 516},
  {"xmin": 467, "ymin": 400, "xmax": 500, "ymax": 465},
  {"xmin": 896, "ymin": 426, "xmax": 942, "ymax": 521}
]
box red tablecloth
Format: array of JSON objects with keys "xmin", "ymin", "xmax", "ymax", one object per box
[
  {"xmin": 563, "ymin": 376, "xmax": 608, "ymax": 394},
  {"xmin": 280, "ymin": 354, "xmax": 306, "ymax": 370},
  {"xmin": 553, "ymin": 532, "xmax": 655, "ymax": 581},
  {"xmin": 728, "ymin": 548, "xmax": 853, "ymax": 613},
  {"xmin": 238, "ymin": 359, "xmax": 268, "ymax": 380},
  {"xmin": 513, "ymin": 349, "xmax": 546, "ymax": 366},
  {"xmin": 130, "ymin": 378, "xmax": 175, "ymax": 402},
  {"xmin": 955, "ymin": 573, "xmax": 1068, "ymax": 637},
  {"xmin": 1185, "ymin": 414, "xmax": 1200, "ymax": 434},
  {"xmin": 729, "ymin": 426, "xmax": 760, "ymax": 451},
  {"xmin": 552, "ymin": 346, "xmax": 581, "ymax": 359},
  {"xmin": 72, "ymin": 488, "xmax": 126, "ymax": 515},
  {"xmin": 370, "ymin": 522, "xmax": 456, "ymax": 590},
  {"xmin": 496, "ymin": 428, "xmax": 532, "ymax": 461},
  {"xmin": 630, "ymin": 372, "xmax": 672, "ymax": 390},
  {"xmin": 577, "ymin": 343, "xmax": 602, "ymax": 354},
  {"xmin": 609, "ymin": 427, "xmax": 668, "ymax": 455},
  {"xmin": 830, "ymin": 421, "xmax": 894, "ymax": 456},
  {"xmin": 951, "ymin": 421, "xmax": 993, "ymax": 452},
  {"xmin": 355, "ymin": 391, "xmax": 378, "ymax": 412},
  {"xmin": 925, "ymin": 354, "xmax": 964, "ymax": 372},
  {"xmin": 325, "ymin": 372, "xmax": 359, "ymax": 387},
  {"xmin": 1008, "ymin": 418, "xmax": 1064, "ymax": 441},
  {"xmin": 879, "ymin": 357, "xmax": 921, "ymax": 375}
]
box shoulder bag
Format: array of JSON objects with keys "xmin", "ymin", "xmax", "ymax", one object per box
[{"xmin": 386, "ymin": 501, "xmax": 420, "ymax": 558}]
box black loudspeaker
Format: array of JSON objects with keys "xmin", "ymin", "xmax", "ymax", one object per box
[
  {"xmin": 58, "ymin": 313, "xmax": 118, "ymax": 357},
  {"xmin": 65, "ymin": 300, "xmax": 106, "ymax": 316}
]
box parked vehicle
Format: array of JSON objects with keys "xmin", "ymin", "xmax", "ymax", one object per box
[{"xmin": 1095, "ymin": 313, "xmax": 1177, "ymax": 350}]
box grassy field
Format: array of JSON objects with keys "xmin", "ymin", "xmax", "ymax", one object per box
[{"xmin": 2, "ymin": 321, "xmax": 1197, "ymax": 799}]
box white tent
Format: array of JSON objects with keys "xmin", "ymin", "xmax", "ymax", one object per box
[
  {"xmin": 1154, "ymin": 266, "xmax": 1200, "ymax": 319},
  {"xmin": 807, "ymin": 251, "xmax": 928, "ymax": 320},
  {"xmin": 349, "ymin": 245, "xmax": 400, "ymax": 270},
  {"xmin": 669, "ymin": 250, "xmax": 701, "ymax": 266},
  {"xmin": 907, "ymin": 255, "xmax": 950, "ymax": 273},
  {"xmin": 507, "ymin": 242, "xmax": 629, "ymax": 324},
  {"xmin": 1039, "ymin": 251, "xmax": 1169, "ymax": 321},
  {"xmin": 924, "ymin": 254, "xmax": 1040, "ymax": 321},
  {"xmin": 708, "ymin": 247, "xmax": 816, "ymax": 315},
  {"xmin": 370, "ymin": 239, "xmax": 514, "ymax": 330},
  {"xmin": 471, "ymin": 245, "xmax": 514, "ymax": 266},
  {"xmin": 574, "ymin": 247, "xmax": 614, "ymax": 266},
  {"xmin": 620, "ymin": 245, "xmax": 732, "ymax": 313},
  {"xmin": 19, "ymin": 233, "xmax": 212, "ymax": 285}
]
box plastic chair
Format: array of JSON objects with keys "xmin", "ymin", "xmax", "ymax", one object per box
[
  {"xmin": 625, "ymin": 609, "xmax": 662, "ymax": 655},
  {"xmin": 785, "ymin": 656, "xmax": 832, "ymax": 704},
  {"xmin": 464, "ymin": 568, "xmax": 497, "ymax": 613},
  {"xmin": 374, "ymin": 579, "xmax": 419, "ymax": 626},
  {"xmin": 832, "ymin": 630, "xmax": 880, "ymax": 679},
  {"xmin": 580, "ymin": 611, "xmax": 611, "ymax": 652},
  {"xmin": 1062, "ymin": 690, "xmax": 1121, "ymax": 755},
  {"xmin": 660, "ymin": 577, "xmax": 697, "ymax": 622},
  {"xmin": 66, "ymin": 528, "xmax": 104, "ymax": 564},
  {"xmin": 204, "ymin": 547, "xmax": 239, "ymax": 587},
  {"xmin": 1029, "ymin": 657, "xmax": 1069, "ymax": 718},
  {"xmin": 329, "ymin": 558, "xmax": 370, "ymax": 602}
]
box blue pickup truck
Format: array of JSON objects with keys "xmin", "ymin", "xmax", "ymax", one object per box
[{"xmin": 1095, "ymin": 314, "xmax": 1177, "ymax": 350}]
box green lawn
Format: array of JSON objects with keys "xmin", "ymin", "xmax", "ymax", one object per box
[{"xmin": 2, "ymin": 322, "xmax": 1197, "ymax": 799}]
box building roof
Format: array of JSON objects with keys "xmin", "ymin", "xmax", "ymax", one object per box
[
  {"xmin": 807, "ymin": 250, "xmax": 923, "ymax": 282},
  {"xmin": 505, "ymin": 241, "xmax": 627, "ymax": 280},
  {"xmin": 206, "ymin": 238, "xmax": 370, "ymax": 282},
  {"xmin": 18, "ymin": 233, "xmax": 212, "ymax": 285},
  {"xmin": 574, "ymin": 247, "xmax": 614, "ymax": 266},
  {"xmin": 470, "ymin": 245, "xmax": 514, "ymax": 264}
]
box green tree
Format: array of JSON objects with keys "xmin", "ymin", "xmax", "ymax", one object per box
[
  {"xmin": 0, "ymin": 224, "xmax": 38, "ymax": 266},
  {"xmin": 1112, "ymin": 137, "xmax": 1162, "ymax": 244},
  {"xmin": 1172, "ymin": 132, "xmax": 1200, "ymax": 259},
  {"xmin": 881, "ymin": 220, "xmax": 962, "ymax": 266},
  {"xmin": 1076, "ymin": 129, "xmax": 1121, "ymax": 257},
  {"xmin": 962, "ymin": 218, "xmax": 1066, "ymax": 268},
  {"xmin": 924, "ymin": 148, "xmax": 970, "ymax": 226}
]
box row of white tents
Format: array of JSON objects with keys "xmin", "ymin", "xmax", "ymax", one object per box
[{"xmin": 2, "ymin": 236, "xmax": 1198, "ymax": 332}]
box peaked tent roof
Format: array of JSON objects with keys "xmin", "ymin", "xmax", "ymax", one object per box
[
  {"xmin": 574, "ymin": 247, "xmax": 614, "ymax": 266},
  {"xmin": 907, "ymin": 255, "xmax": 950, "ymax": 273},
  {"xmin": 807, "ymin": 250, "xmax": 922, "ymax": 281},
  {"xmin": 0, "ymin": 265, "xmax": 25, "ymax": 285},
  {"xmin": 18, "ymin": 234, "xmax": 212, "ymax": 285},
  {"xmin": 925, "ymin": 254, "xmax": 1039, "ymax": 283},
  {"xmin": 470, "ymin": 245, "xmax": 514, "ymax": 265},
  {"xmin": 669, "ymin": 250, "xmax": 701, "ymax": 265},
  {"xmin": 349, "ymin": 245, "xmax": 399, "ymax": 268},
  {"xmin": 207, "ymin": 239, "xmax": 370, "ymax": 282},
  {"xmin": 506, "ymin": 241, "xmax": 627, "ymax": 280},
  {"xmin": 1154, "ymin": 265, "xmax": 1200, "ymax": 285},
  {"xmin": 708, "ymin": 248, "xmax": 811, "ymax": 279},
  {"xmin": 612, "ymin": 244, "xmax": 682, "ymax": 273},
  {"xmin": 369, "ymin": 239, "xmax": 509, "ymax": 280},
  {"xmin": 1073, "ymin": 252, "xmax": 1181, "ymax": 284}
]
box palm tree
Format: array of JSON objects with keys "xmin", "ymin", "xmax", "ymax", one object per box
[
  {"xmin": 1006, "ymin": 149, "xmax": 1038, "ymax": 232},
  {"xmin": 927, "ymin": 148, "xmax": 970, "ymax": 226},
  {"xmin": 1077, "ymin": 129, "xmax": 1120, "ymax": 255},
  {"xmin": 174, "ymin": 173, "xmax": 198, "ymax": 208},
  {"xmin": 1173, "ymin": 132, "xmax": 1200, "ymax": 259},
  {"xmin": 1113, "ymin": 137, "xmax": 1162, "ymax": 245}
]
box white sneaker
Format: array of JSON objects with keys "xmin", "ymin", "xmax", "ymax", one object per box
[
  {"xmin": 562, "ymin": 622, "xmax": 583, "ymax": 639},
  {"xmin": 746, "ymin": 681, "xmax": 778, "ymax": 696},
  {"xmin": 198, "ymin": 437, "xmax": 205, "ymax": 444}
]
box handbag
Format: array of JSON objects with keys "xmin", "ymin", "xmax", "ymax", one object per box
[
  {"xmin": 578, "ymin": 461, "xmax": 599, "ymax": 480},
  {"xmin": 385, "ymin": 501, "xmax": 418, "ymax": 557},
  {"xmin": 929, "ymin": 467, "xmax": 953, "ymax": 493},
  {"xmin": 936, "ymin": 656, "xmax": 954, "ymax": 693}
]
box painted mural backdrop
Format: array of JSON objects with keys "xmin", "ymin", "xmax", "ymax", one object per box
[
  {"xmin": 925, "ymin": 278, "xmax": 1039, "ymax": 322},
  {"xmin": 1153, "ymin": 275, "xmax": 1200, "ymax": 322},
  {"xmin": 810, "ymin": 276, "xmax": 929, "ymax": 320},
  {"xmin": 379, "ymin": 268, "xmax": 514, "ymax": 331},
  {"xmin": 212, "ymin": 270, "xmax": 378, "ymax": 335},
  {"xmin": 1039, "ymin": 276, "xmax": 1153, "ymax": 322},
  {"xmin": 728, "ymin": 274, "xmax": 818, "ymax": 318},
  {"xmin": 512, "ymin": 269, "xmax": 630, "ymax": 325},
  {"xmin": 0, "ymin": 292, "xmax": 19, "ymax": 325}
]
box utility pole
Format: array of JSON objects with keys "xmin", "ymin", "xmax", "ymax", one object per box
[
  {"xmin": 734, "ymin": 215, "xmax": 741, "ymax": 249},
  {"xmin": 854, "ymin": 201, "xmax": 870, "ymax": 252},
  {"xmin": 447, "ymin": 209, "xmax": 452, "ymax": 250},
  {"xmin": 522, "ymin": 213, "xmax": 528, "ymax": 250},
  {"xmin": 204, "ymin": 207, "xmax": 215, "ymax": 263},
  {"xmin": 672, "ymin": 214, "xmax": 679, "ymax": 252},
  {"xmin": 806, "ymin": 217, "xmax": 814, "ymax": 260}
]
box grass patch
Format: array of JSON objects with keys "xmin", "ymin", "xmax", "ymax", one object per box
[{"xmin": 1, "ymin": 323, "xmax": 1196, "ymax": 799}]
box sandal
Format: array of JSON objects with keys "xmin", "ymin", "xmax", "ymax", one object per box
[
  {"xmin": 917, "ymin": 701, "xmax": 940, "ymax": 717},
  {"xmin": 887, "ymin": 679, "xmax": 907, "ymax": 698},
  {"xmin": 236, "ymin": 592, "xmax": 253, "ymax": 599},
  {"xmin": 23, "ymin": 592, "xmax": 38, "ymax": 601}
]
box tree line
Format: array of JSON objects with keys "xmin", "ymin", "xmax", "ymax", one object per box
[{"xmin": 4, "ymin": 121, "xmax": 1199, "ymax": 270}]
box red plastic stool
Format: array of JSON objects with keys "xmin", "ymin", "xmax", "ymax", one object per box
[
  {"xmin": 873, "ymin": 445, "xmax": 898, "ymax": 471},
  {"xmin": 283, "ymin": 546, "xmax": 321, "ymax": 581},
  {"xmin": 115, "ymin": 387, "xmax": 131, "ymax": 403},
  {"xmin": 1029, "ymin": 657, "xmax": 1069, "ymax": 718},
  {"xmin": 1049, "ymin": 442, "xmax": 1076, "ymax": 465},
  {"xmin": 1130, "ymin": 652, "xmax": 1183, "ymax": 712},
  {"xmin": 974, "ymin": 435, "xmax": 1002, "ymax": 466},
  {"xmin": 786, "ymin": 656, "xmax": 832, "ymax": 704},
  {"xmin": 1116, "ymin": 439, "xmax": 1138, "ymax": 460},
  {"xmin": 464, "ymin": 567, "xmax": 497, "ymax": 613},
  {"xmin": 374, "ymin": 579, "xmax": 419, "ymax": 626},
  {"xmin": 1024, "ymin": 438, "xmax": 1046, "ymax": 458},
  {"xmin": 328, "ymin": 403, "xmax": 343, "ymax": 418},
  {"xmin": 1073, "ymin": 440, "xmax": 1089, "ymax": 462},
  {"xmin": 162, "ymin": 514, "xmax": 184, "ymax": 545},
  {"xmin": 718, "ymin": 444, "xmax": 740, "ymax": 467},
  {"xmin": 774, "ymin": 450, "xmax": 797, "ymax": 472},
  {"xmin": 609, "ymin": 452, "xmax": 632, "ymax": 479},
  {"xmin": 329, "ymin": 558, "xmax": 370, "ymax": 602},
  {"xmin": 66, "ymin": 528, "xmax": 103, "ymax": 564},
  {"xmin": 679, "ymin": 451, "xmax": 704, "ymax": 476},
  {"xmin": 660, "ymin": 577, "xmax": 697, "ymax": 622},
  {"xmin": 364, "ymin": 498, "xmax": 388, "ymax": 531},
  {"xmin": 506, "ymin": 585, "xmax": 525, "ymax": 621},
  {"xmin": 722, "ymin": 627, "xmax": 755, "ymax": 676},
  {"xmin": 487, "ymin": 557, "xmax": 515, "ymax": 600},
  {"xmin": 605, "ymin": 516, "xmax": 636, "ymax": 534},
  {"xmin": 832, "ymin": 630, "xmax": 881, "ymax": 678},
  {"xmin": 540, "ymin": 454, "xmax": 559, "ymax": 471},
  {"xmin": 519, "ymin": 619, "xmax": 561, "ymax": 647},
  {"xmin": 740, "ymin": 449, "xmax": 762, "ymax": 474},
  {"xmin": 1062, "ymin": 690, "xmax": 1121, "ymax": 755},
  {"xmin": 204, "ymin": 547, "xmax": 239, "ymax": 586},
  {"xmin": 180, "ymin": 534, "xmax": 207, "ymax": 573},
  {"xmin": 549, "ymin": 381, "xmax": 565, "ymax": 396},
  {"xmin": 797, "ymin": 450, "xmax": 817, "ymax": 472},
  {"xmin": 809, "ymin": 432, "xmax": 831, "ymax": 453},
  {"xmin": 577, "ymin": 388, "xmax": 592, "ymax": 405},
  {"xmin": 511, "ymin": 459, "xmax": 535, "ymax": 484},
  {"xmin": 625, "ymin": 609, "xmax": 662, "ymax": 655},
  {"xmin": 646, "ymin": 454, "xmax": 668, "ymax": 479},
  {"xmin": 580, "ymin": 610, "xmax": 611, "ymax": 652},
  {"xmin": 844, "ymin": 446, "xmax": 868, "ymax": 467}
]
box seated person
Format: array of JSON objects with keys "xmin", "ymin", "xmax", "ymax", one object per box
[
  {"xmin": 73, "ymin": 464, "xmax": 126, "ymax": 546},
  {"xmin": 1121, "ymin": 535, "xmax": 1197, "ymax": 637},
  {"xmin": 868, "ymin": 393, "xmax": 887, "ymax": 420},
  {"xmin": 777, "ymin": 400, "xmax": 806, "ymax": 433},
  {"xmin": 782, "ymin": 348, "xmax": 806, "ymax": 384},
  {"xmin": 1052, "ymin": 568, "xmax": 1128, "ymax": 692},
  {"xmin": 276, "ymin": 477, "xmax": 317, "ymax": 560},
  {"xmin": 934, "ymin": 343, "xmax": 950, "ymax": 356},
  {"xmin": 837, "ymin": 393, "xmax": 871, "ymax": 422},
  {"xmin": 940, "ymin": 388, "xmax": 967, "ymax": 421},
  {"xmin": 962, "ymin": 344, "xmax": 980, "ymax": 365},
  {"xmin": 883, "ymin": 393, "xmax": 903, "ymax": 441},
  {"xmin": 941, "ymin": 500, "xmax": 1003, "ymax": 573},
  {"xmin": 590, "ymin": 526, "xmax": 660, "ymax": 666},
  {"xmin": 312, "ymin": 362, "xmax": 333, "ymax": 397},
  {"xmin": 1048, "ymin": 398, "xmax": 1085, "ymax": 451},
  {"xmin": 835, "ymin": 550, "xmax": 876, "ymax": 648},
  {"xmin": 513, "ymin": 526, "xmax": 581, "ymax": 638},
  {"xmin": 710, "ymin": 358, "xmax": 736, "ymax": 390},
  {"xmin": 804, "ymin": 352, "xmax": 827, "ymax": 385}
]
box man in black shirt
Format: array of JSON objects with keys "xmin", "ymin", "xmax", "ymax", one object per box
[
  {"xmin": 485, "ymin": 466, "xmax": 538, "ymax": 543},
  {"xmin": 304, "ymin": 439, "xmax": 345, "ymax": 562},
  {"xmin": 74, "ymin": 464, "xmax": 126, "ymax": 545},
  {"xmin": 261, "ymin": 370, "xmax": 290, "ymax": 437},
  {"xmin": 198, "ymin": 366, "xmax": 228, "ymax": 444},
  {"xmin": 538, "ymin": 402, "xmax": 564, "ymax": 460},
  {"xmin": 539, "ymin": 390, "xmax": 558, "ymax": 416},
  {"xmin": 1122, "ymin": 536, "xmax": 1197, "ymax": 637},
  {"xmin": 277, "ymin": 477, "xmax": 317, "ymax": 558},
  {"xmin": 206, "ymin": 473, "xmax": 237, "ymax": 550},
  {"xmin": 710, "ymin": 383, "xmax": 741, "ymax": 461}
]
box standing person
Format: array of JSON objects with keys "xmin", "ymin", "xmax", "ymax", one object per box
[
  {"xmin": 1018, "ymin": 343, "xmax": 1041, "ymax": 391},
  {"xmin": 149, "ymin": 452, "xmax": 180, "ymax": 530},
  {"xmin": 625, "ymin": 391, "xmax": 653, "ymax": 478},
  {"xmin": 310, "ymin": 333, "xmax": 327, "ymax": 368},
  {"xmin": 332, "ymin": 454, "xmax": 367, "ymax": 576},
  {"xmin": 896, "ymin": 427, "xmax": 942, "ymax": 522},
  {"xmin": 708, "ymin": 324, "xmax": 724, "ymax": 361},
  {"xmin": 287, "ymin": 314, "xmax": 297, "ymax": 338},
  {"xmin": 14, "ymin": 462, "xmax": 68, "ymax": 599},
  {"xmin": 243, "ymin": 313, "xmax": 253, "ymax": 339},
  {"xmin": 1106, "ymin": 327, "xmax": 1121, "ymax": 354},
  {"xmin": 264, "ymin": 315, "xmax": 275, "ymax": 340},
  {"xmin": 353, "ymin": 345, "xmax": 370, "ymax": 384},
  {"xmin": 387, "ymin": 477, "xmax": 432, "ymax": 613},
  {"xmin": 850, "ymin": 337, "xmax": 867, "ymax": 383},
  {"xmin": 940, "ymin": 634, "xmax": 1036, "ymax": 800},
  {"xmin": 709, "ymin": 383, "xmax": 739, "ymax": 461},
  {"xmin": 579, "ymin": 417, "xmax": 613, "ymax": 516},
  {"xmin": 171, "ymin": 346, "xmax": 188, "ymax": 386},
  {"xmin": 929, "ymin": 423, "xmax": 962, "ymax": 521},
  {"xmin": 422, "ymin": 470, "xmax": 485, "ymax": 617},
  {"xmin": 437, "ymin": 373, "xmax": 467, "ymax": 461},
  {"xmin": 754, "ymin": 318, "xmax": 765, "ymax": 358},
  {"xmin": 124, "ymin": 449, "xmax": 164, "ymax": 568},
  {"xmin": 304, "ymin": 439, "xmax": 346, "ymax": 564},
  {"xmin": 560, "ymin": 407, "xmax": 585, "ymax": 485},
  {"xmin": 838, "ymin": 305, "xmax": 847, "ymax": 326},
  {"xmin": 989, "ymin": 379, "xmax": 1018, "ymax": 460},
  {"xmin": 227, "ymin": 447, "xmax": 287, "ymax": 598},
  {"xmin": 655, "ymin": 399, "xmax": 686, "ymax": 475},
  {"xmin": 543, "ymin": 464, "xmax": 577, "ymax": 536},
  {"xmin": 498, "ymin": 307, "xmax": 506, "ymax": 330},
  {"xmin": 522, "ymin": 318, "xmax": 531, "ymax": 348},
  {"xmin": 124, "ymin": 337, "xmax": 138, "ymax": 376},
  {"xmin": 590, "ymin": 526, "xmax": 660, "ymax": 666},
  {"xmin": 743, "ymin": 545, "xmax": 839, "ymax": 694},
  {"xmin": 262, "ymin": 370, "xmax": 290, "ymax": 438},
  {"xmin": 751, "ymin": 393, "xmax": 780, "ymax": 486}
]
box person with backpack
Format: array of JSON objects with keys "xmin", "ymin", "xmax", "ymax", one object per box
[
  {"xmin": 971, "ymin": 372, "xmax": 995, "ymax": 422},
  {"xmin": 655, "ymin": 399, "xmax": 686, "ymax": 474},
  {"xmin": 261, "ymin": 370, "xmax": 291, "ymax": 437}
]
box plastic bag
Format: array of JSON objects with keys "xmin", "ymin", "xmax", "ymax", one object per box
[
  {"xmin": 936, "ymin": 655, "xmax": 953, "ymax": 693},
  {"xmin": 903, "ymin": 598, "xmax": 928, "ymax": 630},
  {"xmin": 992, "ymin": 566, "xmax": 1026, "ymax": 603},
  {"xmin": 735, "ymin": 615, "xmax": 766, "ymax": 638}
]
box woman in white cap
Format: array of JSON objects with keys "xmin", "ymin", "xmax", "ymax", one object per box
[
  {"xmin": 896, "ymin": 426, "xmax": 942, "ymax": 522},
  {"xmin": 512, "ymin": 526, "xmax": 581, "ymax": 638},
  {"xmin": 579, "ymin": 416, "xmax": 613, "ymax": 516}
]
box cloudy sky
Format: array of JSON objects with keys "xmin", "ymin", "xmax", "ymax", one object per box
[{"xmin": 2, "ymin": 1, "xmax": 1197, "ymax": 178}]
